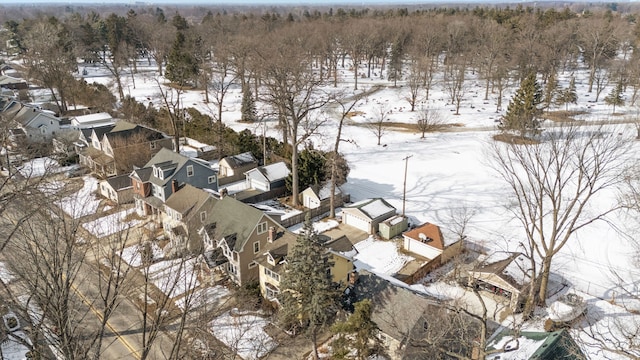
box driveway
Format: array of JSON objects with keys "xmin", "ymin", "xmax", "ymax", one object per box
[{"xmin": 322, "ymin": 223, "xmax": 370, "ymax": 245}]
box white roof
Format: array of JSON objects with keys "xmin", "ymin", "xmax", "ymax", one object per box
[
  {"xmin": 72, "ymin": 112, "xmax": 113, "ymax": 124},
  {"xmin": 251, "ymin": 162, "xmax": 290, "ymax": 182},
  {"xmin": 347, "ymin": 198, "xmax": 396, "ymax": 219}
]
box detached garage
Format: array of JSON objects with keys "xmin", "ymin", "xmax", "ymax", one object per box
[{"xmin": 342, "ymin": 198, "xmax": 396, "ymax": 234}]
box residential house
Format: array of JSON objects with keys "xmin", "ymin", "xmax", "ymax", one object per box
[
  {"xmin": 133, "ymin": 148, "xmax": 218, "ymax": 217},
  {"xmin": 255, "ymin": 232, "xmax": 356, "ymax": 303},
  {"xmin": 218, "ymin": 151, "xmax": 258, "ymax": 185},
  {"xmin": 178, "ymin": 137, "xmax": 216, "ymax": 159},
  {"xmin": 244, "ymin": 161, "xmax": 290, "ymax": 192},
  {"xmin": 200, "ymin": 196, "xmax": 286, "ymax": 286},
  {"xmin": 485, "ymin": 329, "xmax": 586, "ymax": 360},
  {"xmin": 162, "ymin": 184, "xmax": 218, "ymax": 253},
  {"xmin": 468, "ymin": 252, "xmax": 532, "ymax": 312},
  {"xmin": 301, "ymin": 182, "xmax": 344, "ymax": 210},
  {"xmin": 347, "ymin": 271, "xmax": 484, "ymax": 360},
  {"xmin": 99, "ymin": 174, "xmax": 134, "ymax": 204},
  {"xmin": 402, "ymin": 222, "xmax": 463, "ymax": 263},
  {"xmin": 78, "ymin": 121, "xmax": 172, "ymax": 178},
  {"xmin": 3, "ymin": 102, "xmax": 63, "ymax": 143},
  {"xmin": 341, "ymin": 198, "xmax": 397, "ymax": 234},
  {"xmin": 0, "ymin": 74, "xmax": 27, "ymax": 90}
]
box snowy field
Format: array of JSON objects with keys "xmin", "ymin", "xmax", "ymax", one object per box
[
  {"xmin": 209, "ymin": 309, "xmax": 277, "ymax": 360},
  {"xmin": 55, "ymin": 175, "xmax": 101, "ymax": 219},
  {"xmin": 82, "ymin": 208, "xmax": 141, "ymax": 238}
]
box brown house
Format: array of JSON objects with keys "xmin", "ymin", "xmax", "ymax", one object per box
[
  {"xmin": 200, "ymin": 196, "xmax": 287, "ymax": 286},
  {"xmin": 79, "ymin": 121, "xmax": 173, "ymax": 178}
]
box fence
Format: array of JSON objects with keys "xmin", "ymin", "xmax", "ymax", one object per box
[
  {"xmin": 402, "ymin": 255, "xmax": 443, "ymax": 285},
  {"xmin": 279, "ymin": 194, "xmax": 351, "ymax": 228}
]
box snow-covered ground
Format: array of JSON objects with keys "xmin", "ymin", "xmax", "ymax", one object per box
[
  {"xmin": 82, "ymin": 208, "xmax": 141, "ymax": 238},
  {"xmin": 55, "ymin": 175, "xmax": 101, "ymax": 219},
  {"xmin": 19, "ymin": 52, "xmax": 640, "ymax": 359},
  {"xmin": 174, "ymin": 285, "xmax": 230, "ymax": 312},
  {"xmin": 147, "ymin": 258, "xmax": 200, "ymax": 298},
  {"xmin": 120, "ymin": 242, "xmax": 165, "ymax": 267},
  {"xmin": 209, "ymin": 309, "xmax": 277, "ymax": 360}
]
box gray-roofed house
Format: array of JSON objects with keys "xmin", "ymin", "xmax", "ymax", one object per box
[
  {"xmin": 468, "ymin": 252, "xmax": 533, "ymax": 312},
  {"xmin": 244, "ymin": 161, "xmax": 290, "ymax": 192},
  {"xmin": 349, "ymin": 271, "xmax": 484, "ymax": 360},
  {"xmin": 301, "ymin": 182, "xmax": 344, "ymax": 210},
  {"xmin": 200, "ymin": 196, "xmax": 287, "ymax": 286},
  {"xmin": 341, "ymin": 198, "xmax": 397, "ymax": 234},
  {"xmin": 99, "ymin": 174, "xmax": 134, "ymax": 204},
  {"xmin": 162, "ymin": 184, "xmax": 218, "ymax": 253},
  {"xmin": 218, "ymin": 151, "xmax": 258, "ymax": 185},
  {"xmin": 3, "ymin": 102, "xmax": 64, "ymax": 144},
  {"xmin": 0, "ymin": 74, "xmax": 28, "ymax": 90},
  {"xmin": 78, "ymin": 121, "xmax": 173, "ymax": 178}
]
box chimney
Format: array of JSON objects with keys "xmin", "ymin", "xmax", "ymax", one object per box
[
  {"xmin": 348, "ymin": 270, "xmax": 359, "ymax": 286},
  {"xmin": 267, "ymin": 226, "xmax": 276, "ymax": 243},
  {"xmin": 171, "ymin": 179, "xmax": 179, "ymax": 194},
  {"xmin": 220, "ymin": 188, "xmax": 228, "ymax": 199}
]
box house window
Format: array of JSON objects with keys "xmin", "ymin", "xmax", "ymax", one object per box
[
  {"xmin": 200, "ymin": 211, "xmax": 206, "ymax": 222},
  {"xmin": 187, "ymin": 165, "xmax": 194, "ymax": 177},
  {"xmin": 150, "ymin": 142, "xmax": 156, "ymax": 149},
  {"xmin": 253, "ymin": 242, "xmax": 260, "ymax": 254},
  {"xmin": 266, "ymin": 285, "xmax": 279, "ymax": 300},
  {"xmin": 233, "ymin": 252, "xmax": 238, "ymax": 261},
  {"xmin": 248, "ymin": 261, "xmax": 257, "ymax": 269},
  {"xmin": 208, "ymin": 175, "xmax": 216, "ymax": 184},
  {"xmin": 257, "ymin": 222, "xmax": 267, "ymax": 234},
  {"xmin": 228, "ymin": 263, "xmax": 237, "ymax": 274},
  {"xmin": 264, "ymin": 268, "xmax": 280, "ymax": 282}
]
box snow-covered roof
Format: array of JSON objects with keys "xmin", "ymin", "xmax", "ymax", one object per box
[
  {"xmin": 246, "ymin": 162, "xmax": 290, "ymax": 182},
  {"xmin": 347, "ymin": 198, "xmax": 396, "ymax": 220},
  {"xmin": 71, "ymin": 112, "xmax": 113, "ymax": 124},
  {"xmin": 476, "ymin": 252, "xmax": 532, "ymax": 288}
]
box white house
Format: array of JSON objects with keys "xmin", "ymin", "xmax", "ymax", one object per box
[
  {"xmin": 341, "ymin": 198, "xmax": 396, "ymax": 234},
  {"xmin": 244, "ymin": 162, "xmax": 290, "ymax": 192},
  {"xmin": 402, "ymin": 222, "xmax": 463, "ymax": 262}
]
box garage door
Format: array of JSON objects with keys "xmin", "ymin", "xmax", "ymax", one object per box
[{"xmin": 343, "ymin": 212, "xmax": 371, "ymax": 233}]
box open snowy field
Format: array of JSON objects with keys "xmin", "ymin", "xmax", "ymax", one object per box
[{"xmin": 209, "ymin": 309, "xmax": 277, "ymax": 360}]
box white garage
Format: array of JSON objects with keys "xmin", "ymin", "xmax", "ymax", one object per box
[{"xmin": 342, "ymin": 198, "xmax": 397, "ymax": 234}]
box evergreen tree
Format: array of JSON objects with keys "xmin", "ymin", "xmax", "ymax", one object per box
[
  {"xmin": 331, "ymin": 299, "xmax": 379, "ymax": 360},
  {"xmin": 556, "ymin": 77, "xmax": 578, "ymax": 111},
  {"xmin": 388, "ymin": 37, "xmax": 406, "ymax": 87},
  {"xmin": 240, "ymin": 86, "xmax": 257, "ymax": 123},
  {"xmin": 285, "ymin": 149, "xmax": 326, "ymax": 194},
  {"xmin": 605, "ymin": 82, "xmax": 625, "ymax": 114},
  {"xmin": 500, "ymin": 72, "xmax": 543, "ymax": 138},
  {"xmin": 165, "ymin": 31, "xmax": 199, "ymax": 86},
  {"xmin": 278, "ymin": 214, "xmax": 338, "ymax": 359},
  {"xmin": 543, "ymin": 71, "xmax": 559, "ymax": 112}
]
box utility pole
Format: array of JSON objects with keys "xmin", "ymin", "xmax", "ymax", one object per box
[{"xmin": 402, "ymin": 155, "xmax": 412, "ymax": 217}]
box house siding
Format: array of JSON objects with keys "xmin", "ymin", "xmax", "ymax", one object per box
[{"xmin": 403, "ymin": 237, "xmax": 442, "ymax": 259}]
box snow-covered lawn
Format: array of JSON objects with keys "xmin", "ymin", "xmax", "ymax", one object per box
[
  {"xmin": 174, "ymin": 285, "xmax": 231, "ymax": 312},
  {"xmin": 352, "ymin": 237, "xmax": 414, "ymax": 275},
  {"xmin": 17, "ymin": 157, "xmax": 58, "ymax": 178},
  {"xmin": 0, "ymin": 261, "xmax": 16, "ymax": 284},
  {"xmin": 290, "ymin": 218, "xmax": 340, "ymax": 234},
  {"xmin": 38, "ymin": 179, "xmax": 65, "ymax": 196},
  {"xmin": 147, "ymin": 258, "xmax": 200, "ymax": 298},
  {"xmin": 121, "ymin": 242, "xmax": 165, "ymax": 267},
  {"xmin": 82, "ymin": 208, "xmax": 141, "ymax": 238},
  {"xmin": 209, "ymin": 309, "xmax": 277, "ymax": 360},
  {"xmin": 55, "ymin": 175, "xmax": 101, "ymax": 219}
]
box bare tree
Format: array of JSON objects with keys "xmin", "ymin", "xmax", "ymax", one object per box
[
  {"xmin": 156, "ymin": 79, "xmax": 184, "ymax": 153},
  {"xmin": 443, "ymin": 60, "xmax": 467, "ymax": 116},
  {"xmin": 367, "ymin": 104, "xmax": 390, "ymax": 146},
  {"xmin": 489, "ymin": 123, "xmax": 630, "ymax": 317},
  {"xmin": 416, "ymin": 106, "xmax": 444, "ymax": 139}
]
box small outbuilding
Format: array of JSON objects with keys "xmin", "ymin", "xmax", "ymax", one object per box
[
  {"xmin": 378, "ymin": 215, "xmax": 408, "ymax": 240},
  {"xmin": 341, "ymin": 198, "xmax": 396, "ymax": 234},
  {"xmin": 99, "ymin": 174, "xmax": 134, "ymax": 204}
]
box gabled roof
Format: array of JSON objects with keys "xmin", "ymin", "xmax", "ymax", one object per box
[
  {"xmin": 245, "ymin": 162, "xmax": 290, "ymax": 183},
  {"xmin": 473, "ymin": 252, "xmax": 532, "ymax": 289},
  {"xmin": 130, "ymin": 167, "xmax": 153, "ymax": 182},
  {"xmin": 71, "ymin": 112, "xmax": 113, "ymax": 125},
  {"xmin": 403, "ymin": 223, "xmax": 445, "ymax": 250},
  {"xmin": 164, "ymin": 184, "xmax": 216, "ymax": 217},
  {"xmin": 145, "ymin": 148, "xmax": 215, "ymax": 187},
  {"xmin": 145, "ymin": 147, "xmax": 189, "ymax": 168},
  {"xmin": 90, "ymin": 125, "xmax": 117, "ymax": 140},
  {"xmin": 0, "ymin": 74, "xmax": 26, "ymax": 86},
  {"xmin": 0, "ymin": 100, "xmax": 22, "ymax": 119},
  {"xmin": 105, "ymin": 121, "xmax": 167, "ymax": 144},
  {"xmin": 305, "ymin": 182, "xmax": 342, "ymax": 201},
  {"xmin": 105, "ymin": 174, "xmax": 133, "ymax": 191},
  {"xmin": 221, "ymin": 151, "xmax": 258, "ymax": 169},
  {"xmin": 203, "ymin": 196, "xmax": 278, "ymax": 252},
  {"xmin": 13, "ymin": 106, "xmax": 59, "ymax": 127},
  {"xmin": 344, "ymin": 198, "xmax": 396, "ymax": 220},
  {"xmin": 353, "ymin": 271, "xmax": 440, "ymax": 342}
]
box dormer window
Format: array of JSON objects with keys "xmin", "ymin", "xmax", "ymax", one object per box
[
  {"xmin": 257, "ymin": 222, "xmax": 267, "ymax": 234},
  {"xmin": 267, "ymin": 253, "xmax": 275, "ymax": 266}
]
